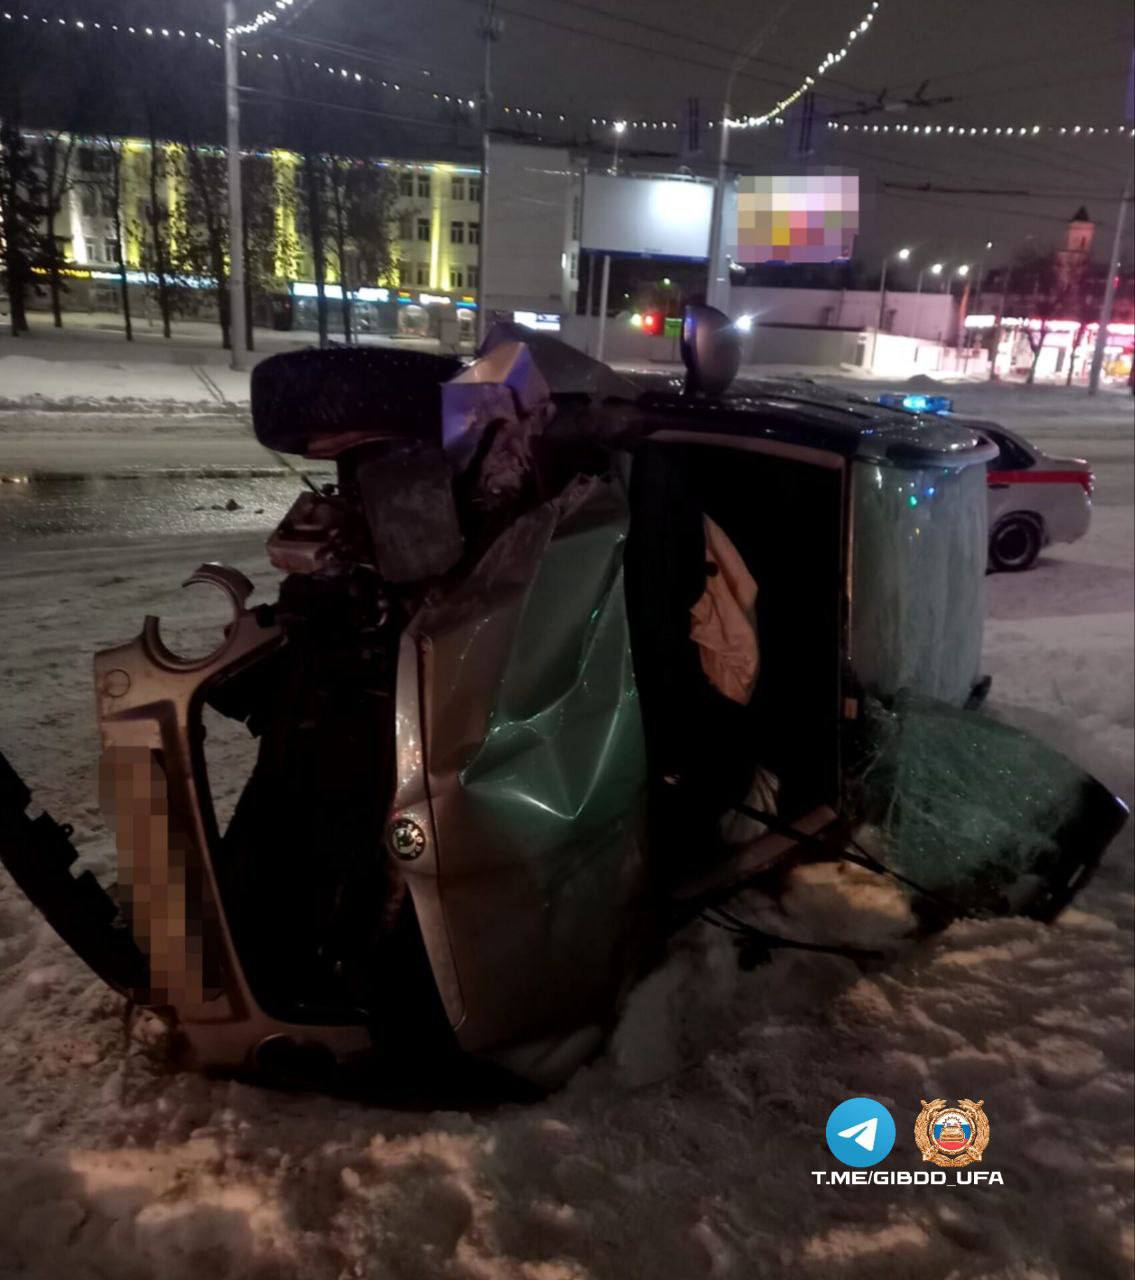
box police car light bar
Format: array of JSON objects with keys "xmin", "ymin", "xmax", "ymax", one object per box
[{"xmin": 877, "ymin": 392, "xmax": 954, "ymax": 415}]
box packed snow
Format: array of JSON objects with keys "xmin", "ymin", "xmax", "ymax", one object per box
[{"xmin": 0, "ymin": 373, "xmax": 1132, "ymax": 1279}]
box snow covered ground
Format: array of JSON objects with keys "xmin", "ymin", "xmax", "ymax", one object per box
[{"xmin": 0, "ymin": 378, "xmax": 1132, "ymax": 1279}]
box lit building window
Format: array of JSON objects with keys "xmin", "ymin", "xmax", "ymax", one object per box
[{"xmin": 450, "ymin": 220, "xmax": 464, "ymax": 244}]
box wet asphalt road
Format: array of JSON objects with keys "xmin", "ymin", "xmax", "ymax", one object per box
[
  {"xmin": 0, "ymin": 415, "xmax": 1129, "ymax": 550},
  {"xmin": 0, "ymin": 473, "xmax": 305, "ymax": 548}
]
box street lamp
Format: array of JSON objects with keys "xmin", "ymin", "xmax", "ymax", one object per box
[
  {"xmin": 877, "ymin": 246, "xmax": 912, "ymax": 335},
  {"xmin": 956, "ymin": 263, "xmax": 971, "ymax": 277},
  {"xmin": 916, "ymin": 261, "xmax": 941, "ymax": 294},
  {"xmin": 611, "ymin": 120, "xmax": 626, "ymax": 175}
]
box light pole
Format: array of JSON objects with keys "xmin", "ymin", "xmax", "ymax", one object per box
[
  {"xmin": 955, "ymin": 264, "xmax": 972, "ymax": 351},
  {"xmin": 916, "ymin": 261, "xmax": 941, "ymax": 295},
  {"xmin": 1088, "ymin": 157, "xmax": 1133, "ymax": 395},
  {"xmin": 611, "ymin": 120, "xmax": 626, "ymax": 176},
  {"xmin": 877, "ymin": 246, "xmax": 910, "ymax": 332},
  {"xmin": 475, "ymin": 0, "xmax": 500, "ymax": 345},
  {"xmin": 223, "ymin": 0, "xmax": 248, "ymax": 370},
  {"xmin": 704, "ymin": 0, "xmax": 794, "ymax": 312}
]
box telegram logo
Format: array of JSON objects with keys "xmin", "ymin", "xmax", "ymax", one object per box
[{"xmin": 824, "ymin": 1097, "xmax": 897, "ymax": 1168}]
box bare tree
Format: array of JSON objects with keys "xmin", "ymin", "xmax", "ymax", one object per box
[
  {"xmin": 0, "ymin": 120, "xmax": 44, "ymax": 335},
  {"xmin": 172, "ymin": 144, "xmax": 232, "ymax": 349},
  {"xmin": 97, "ymin": 135, "xmax": 132, "ymax": 340},
  {"xmin": 298, "ymin": 150, "xmax": 330, "ymax": 347},
  {"xmin": 1003, "ymin": 248, "xmax": 1069, "ymax": 385},
  {"xmin": 138, "ymin": 117, "xmax": 174, "ymax": 339},
  {"xmin": 39, "ymin": 131, "xmax": 77, "ymax": 328},
  {"xmin": 1063, "ymin": 265, "xmax": 1108, "ymax": 386},
  {"xmin": 324, "ymin": 157, "xmax": 399, "ymax": 343},
  {"xmin": 242, "ymin": 154, "xmax": 288, "ymax": 351}
]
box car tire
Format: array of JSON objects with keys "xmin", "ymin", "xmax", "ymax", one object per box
[{"xmin": 989, "ymin": 514, "xmax": 1042, "ymax": 572}]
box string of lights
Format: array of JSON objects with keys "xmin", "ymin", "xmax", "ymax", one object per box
[
  {"xmin": 829, "ymin": 120, "xmax": 1135, "ymax": 139},
  {"xmin": 0, "ymin": 9, "xmax": 679, "ymax": 132},
  {"xmin": 227, "ymin": 0, "xmax": 308, "ymax": 39},
  {"xmin": 7, "ymin": 10, "xmax": 1128, "ymax": 146},
  {"xmin": 724, "ymin": 0, "xmax": 882, "ymax": 129}
]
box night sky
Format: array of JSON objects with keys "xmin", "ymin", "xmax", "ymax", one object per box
[{"xmin": 3, "ymin": 0, "xmax": 1132, "ymax": 271}]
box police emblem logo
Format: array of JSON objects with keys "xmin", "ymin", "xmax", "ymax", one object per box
[{"xmin": 914, "ymin": 1098, "xmax": 990, "ymax": 1168}]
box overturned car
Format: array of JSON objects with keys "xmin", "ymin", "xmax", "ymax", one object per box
[{"xmin": 0, "ymin": 307, "xmax": 1127, "ymax": 1090}]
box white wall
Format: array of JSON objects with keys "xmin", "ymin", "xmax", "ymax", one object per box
[
  {"xmin": 484, "ymin": 142, "xmax": 580, "ymax": 316},
  {"xmin": 726, "ymin": 286, "xmax": 958, "ymax": 343},
  {"xmin": 559, "ymin": 315, "xmax": 862, "ymax": 367}
]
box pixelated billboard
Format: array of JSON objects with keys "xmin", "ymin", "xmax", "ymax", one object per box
[{"xmin": 733, "ymin": 171, "xmax": 859, "ymax": 264}]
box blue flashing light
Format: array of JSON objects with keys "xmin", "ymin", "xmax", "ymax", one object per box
[{"xmin": 877, "ymin": 392, "xmax": 954, "ymax": 415}]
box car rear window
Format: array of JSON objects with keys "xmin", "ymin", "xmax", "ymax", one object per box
[{"xmin": 985, "ymin": 430, "xmax": 1035, "ymax": 471}]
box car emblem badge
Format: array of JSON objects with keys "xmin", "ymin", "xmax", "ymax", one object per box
[{"xmin": 387, "ymin": 816, "xmax": 427, "ymax": 861}]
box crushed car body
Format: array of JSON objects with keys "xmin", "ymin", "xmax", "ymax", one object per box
[{"xmin": 0, "ymin": 306, "xmax": 1127, "ymax": 1090}]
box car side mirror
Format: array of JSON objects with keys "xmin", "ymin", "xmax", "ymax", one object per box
[{"xmin": 681, "ymin": 303, "xmax": 741, "ymax": 397}]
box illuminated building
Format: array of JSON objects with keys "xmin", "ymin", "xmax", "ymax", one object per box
[{"xmin": 23, "ymin": 132, "xmax": 582, "ymax": 336}]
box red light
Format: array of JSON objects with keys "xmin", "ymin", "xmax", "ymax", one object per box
[{"xmin": 642, "ymin": 311, "xmax": 662, "ymax": 336}]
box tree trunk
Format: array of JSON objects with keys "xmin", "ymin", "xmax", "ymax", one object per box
[
  {"xmin": 341, "ymin": 267, "xmax": 353, "ymax": 344},
  {"xmin": 47, "ymin": 247, "xmax": 63, "ymax": 327},
  {"xmin": 240, "ymin": 190, "xmax": 254, "ymax": 351},
  {"xmin": 42, "ymin": 137, "xmax": 75, "ymax": 329},
  {"xmin": 244, "ymin": 273, "xmax": 254, "ymax": 351},
  {"xmin": 1026, "ymin": 324, "xmax": 1047, "ymax": 384},
  {"xmin": 110, "ymin": 148, "xmax": 133, "ymax": 341},
  {"xmin": 303, "ymin": 151, "xmax": 329, "ymax": 348},
  {"xmin": 147, "ymin": 126, "xmax": 172, "ymax": 339},
  {"xmin": 1, "ymin": 123, "xmax": 30, "ymax": 336},
  {"xmin": 187, "ymin": 148, "xmax": 230, "ymax": 351}
]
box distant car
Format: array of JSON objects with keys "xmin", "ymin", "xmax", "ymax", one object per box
[
  {"xmin": 873, "ymin": 393, "xmax": 1095, "ymax": 572},
  {"xmin": 980, "ymin": 425, "xmax": 1094, "ymax": 571}
]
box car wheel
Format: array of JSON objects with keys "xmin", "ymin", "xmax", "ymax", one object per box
[{"xmin": 989, "ymin": 514, "xmax": 1042, "ymax": 572}]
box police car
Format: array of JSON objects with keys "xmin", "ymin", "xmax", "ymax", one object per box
[{"xmin": 878, "ymin": 393, "xmax": 1094, "ymax": 572}]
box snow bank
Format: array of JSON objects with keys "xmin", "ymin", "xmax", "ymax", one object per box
[{"xmin": 0, "ymin": 354, "xmax": 249, "ymax": 412}]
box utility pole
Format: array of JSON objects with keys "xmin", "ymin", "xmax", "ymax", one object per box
[
  {"xmin": 704, "ymin": 1, "xmax": 793, "ymax": 312},
  {"xmin": 1088, "ymin": 158, "xmax": 1133, "ymax": 395},
  {"xmin": 475, "ymin": 0, "xmax": 499, "ymax": 346},
  {"xmin": 224, "ymin": 0, "xmax": 249, "ymax": 371},
  {"xmin": 595, "ymin": 254, "xmax": 612, "ymax": 361}
]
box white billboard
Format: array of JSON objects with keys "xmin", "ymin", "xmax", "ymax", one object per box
[{"xmin": 581, "ymin": 174, "xmax": 714, "ymax": 260}]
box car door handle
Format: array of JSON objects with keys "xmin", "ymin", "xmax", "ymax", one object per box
[{"xmin": 989, "ymin": 482, "xmax": 1011, "ymax": 490}]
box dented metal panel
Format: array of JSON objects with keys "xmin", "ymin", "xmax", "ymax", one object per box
[{"xmin": 393, "ymin": 475, "xmax": 649, "ymax": 1072}]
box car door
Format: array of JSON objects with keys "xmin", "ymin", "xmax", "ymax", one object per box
[{"xmin": 985, "ymin": 428, "xmax": 1037, "ymax": 526}]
